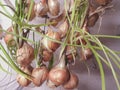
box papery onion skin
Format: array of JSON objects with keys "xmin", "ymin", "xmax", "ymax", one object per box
[
  {"xmin": 32, "ymin": 65, "xmax": 49, "ymax": 86},
  {"xmin": 43, "ymin": 50, "xmax": 53, "ymax": 62},
  {"xmin": 48, "ymin": 67, "xmax": 70, "ymax": 87},
  {"xmin": 42, "ymin": 29, "xmax": 61, "ymax": 52},
  {"xmin": 4, "ymin": 26, "xmax": 15, "ymax": 46},
  {"xmin": 58, "ymin": 19, "xmax": 69, "ymax": 38},
  {"xmin": 25, "ymin": 0, "xmax": 36, "ymax": 21},
  {"xmin": 47, "ymin": 55, "xmax": 70, "ymax": 87},
  {"xmin": 34, "ymin": 0, "xmax": 48, "ymax": 17},
  {"xmin": 81, "ymin": 48, "xmax": 93, "ymax": 60},
  {"xmin": 63, "ymin": 72, "xmax": 79, "ymax": 89},
  {"xmin": 48, "ymin": 0, "xmax": 60, "ymax": 16},
  {"xmin": 16, "ymin": 43, "xmax": 34, "ymax": 66},
  {"xmin": 16, "ymin": 66, "xmax": 33, "ymax": 87}
]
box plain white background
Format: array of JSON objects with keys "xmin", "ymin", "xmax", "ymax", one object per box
[{"xmin": 0, "ymin": 0, "xmax": 120, "ymax": 90}]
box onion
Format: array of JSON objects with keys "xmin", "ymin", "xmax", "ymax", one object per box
[
  {"xmin": 48, "ymin": 0, "xmax": 60, "ymax": 16},
  {"xmin": 42, "ymin": 28, "xmax": 61, "ymax": 52},
  {"xmin": 32, "ymin": 65, "xmax": 49, "ymax": 86},
  {"xmin": 47, "ymin": 54, "xmax": 70, "ymax": 88},
  {"xmin": 4, "ymin": 26, "xmax": 15, "ymax": 46},
  {"xmin": 16, "ymin": 42, "xmax": 34, "ymax": 66},
  {"xmin": 66, "ymin": 46, "xmax": 76, "ymax": 64},
  {"xmin": 63, "ymin": 72, "xmax": 79, "ymax": 89},
  {"xmin": 34, "ymin": 0, "xmax": 48, "ymax": 17},
  {"xmin": 49, "ymin": 11, "xmax": 66, "ymax": 26},
  {"xmin": 42, "ymin": 50, "xmax": 53, "ymax": 62},
  {"xmin": 95, "ymin": 0, "xmax": 112, "ymax": 6},
  {"xmin": 25, "ymin": 0, "xmax": 36, "ymax": 21},
  {"xmin": 16, "ymin": 65, "xmax": 33, "ymax": 87},
  {"xmin": 81, "ymin": 48, "xmax": 93, "ymax": 60},
  {"xmin": 58, "ymin": 19, "xmax": 69, "ymax": 38}
]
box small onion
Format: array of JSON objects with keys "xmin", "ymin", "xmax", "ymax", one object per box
[
  {"xmin": 4, "ymin": 26, "xmax": 15, "ymax": 46},
  {"xmin": 16, "ymin": 42, "xmax": 34, "ymax": 66},
  {"xmin": 42, "ymin": 50, "xmax": 53, "ymax": 62},
  {"xmin": 42, "ymin": 28, "xmax": 61, "ymax": 52},
  {"xmin": 63, "ymin": 72, "xmax": 79, "ymax": 89},
  {"xmin": 16, "ymin": 65, "xmax": 33, "ymax": 87},
  {"xmin": 95, "ymin": 0, "xmax": 112, "ymax": 6},
  {"xmin": 81, "ymin": 48, "xmax": 93, "ymax": 60},
  {"xmin": 32, "ymin": 65, "xmax": 49, "ymax": 86},
  {"xmin": 47, "ymin": 54, "xmax": 70, "ymax": 88},
  {"xmin": 25, "ymin": 0, "xmax": 36, "ymax": 21},
  {"xmin": 34, "ymin": 0, "xmax": 48, "ymax": 17},
  {"xmin": 66, "ymin": 46, "xmax": 76, "ymax": 64},
  {"xmin": 58, "ymin": 19, "xmax": 69, "ymax": 38},
  {"xmin": 48, "ymin": 0, "xmax": 60, "ymax": 16},
  {"xmin": 49, "ymin": 11, "xmax": 66, "ymax": 26}
]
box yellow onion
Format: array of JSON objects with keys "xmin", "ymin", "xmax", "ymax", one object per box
[
  {"xmin": 48, "ymin": 0, "xmax": 60, "ymax": 16},
  {"xmin": 81, "ymin": 48, "xmax": 93, "ymax": 60},
  {"xmin": 32, "ymin": 65, "xmax": 49, "ymax": 86},
  {"xmin": 16, "ymin": 65, "xmax": 33, "ymax": 87},
  {"xmin": 47, "ymin": 54, "xmax": 70, "ymax": 88},
  {"xmin": 58, "ymin": 19, "xmax": 69, "ymax": 38},
  {"xmin": 42, "ymin": 50, "xmax": 53, "ymax": 62},
  {"xmin": 34, "ymin": 0, "xmax": 48, "ymax": 17},
  {"xmin": 95, "ymin": 0, "xmax": 112, "ymax": 6},
  {"xmin": 4, "ymin": 26, "xmax": 15, "ymax": 46},
  {"xmin": 63, "ymin": 72, "xmax": 79, "ymax": 89},
  {"xmin": 16, "ymin": 42, "xmax": 34, "ymax": 66},
  {"xmin": 42, "ymin": 28, "xmax": 61, "ymax": 52},
  {"xmin": 25, "ymin": 0, "xmax": 36, "ymax": 21},
  {"xmin": 66, "ymin": 46, "xmax": 76, "ymax": 64}
]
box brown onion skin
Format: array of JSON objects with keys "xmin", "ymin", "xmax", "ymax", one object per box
[
  {"xmin": 95, "ymin": 0, "xmax": 112, "ymax": 6},
  {"xmin": 48, "ymin": 0, "xmax": 60, "ymax": 16},
  {"xmin": 48, "ymin": 67, "xmax": 70, "ymax": 87},
  {"xmin": 34, "ymin": 0, "xmax": 48, "ymax": 17},
  {"xmin": 66, "ymin": 46, "xmax": 76, "ymax": 64},
  {"xmin": 4, "ymin": 26, "xmax": 15, "ymax": 46},
  {"xmin": 25, "ymin": 0, "xmax": 36, "ymax": 21},
  {"xmin": 63, "ymin": 72, "xmax": 79, "ymax": 89},
  {"xmin": 47, "ymin": 55, "xmax": 70, "ymax": 87},
  {"xmin": 81, "ymin": 48, "xmax": 93, "ymax": 60},
  {"xmin": 42, "ymin": 50, "xmax": 53, "ymax": 62},
  {"xmin": 16, "ymin": 42, "xmax": 34, "ymax": 66},
  {"xmin": 16, "ymin": 66, "xmax": 33, "ymax": 87},
  {"xmin": 32, "ymin": 65, "xmax": 49, "ymax": 86},
  {"xmin": 58, "ymin": 19, "xmax": 69, "ymax": 38},
  {"xmin": 42, "ymin": 29, "xmax": 61, "ymax": 52}
]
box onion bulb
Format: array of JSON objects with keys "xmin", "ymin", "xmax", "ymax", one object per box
[
  {"xmin": 4, "ymin": 26, "xmax": 15, "ymax": 46},
  {"xmin": 16, "ymin": 42, "xmax": 34, "ymax": 66},
  {"xmin": 42, "ymin": 28, "xmax": 61, "ymax": 52},
  {"xmin": 48, "ymin": 0, "xmax": 60, "ymax": 16},
  {"xmin": 63, "ymin": 72, "xmax": 79, "ymax": 89},
  {"xmin": 42, "ymin": 50, "xmax": 53, "ymax": 62},
  {"xmin": 47, "ymin": 54, "xmax": 70, "ymax": 88},
  {"xmin": 16, "ymin": 65, "xmax": 33, "ymax": 87},
  {"xmin": 81, "ymin": 48, "xmax": 93, "ymax": 60},
  {"xmin": 34, "ymin": 0, "xmax": 48, "ymax": 17},
  {"xmin": 32, "ymin": 65, "xmax": 49, "ymax": 86},
  {"xmin": 58, "ymin": 19, "xmax": 69, "ymax": 38},
  {"xmin": 25, "ymin": 0, "xmax": 36, "ymax": 21},
  {"xmin": 66, "ymin": 46, "xmax": 76, "ymax": 64}
]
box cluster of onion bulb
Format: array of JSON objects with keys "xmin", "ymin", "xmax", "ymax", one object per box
[{"xmin": 2, "ymin": 0, "xmax": 113, "ymax": 89}]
